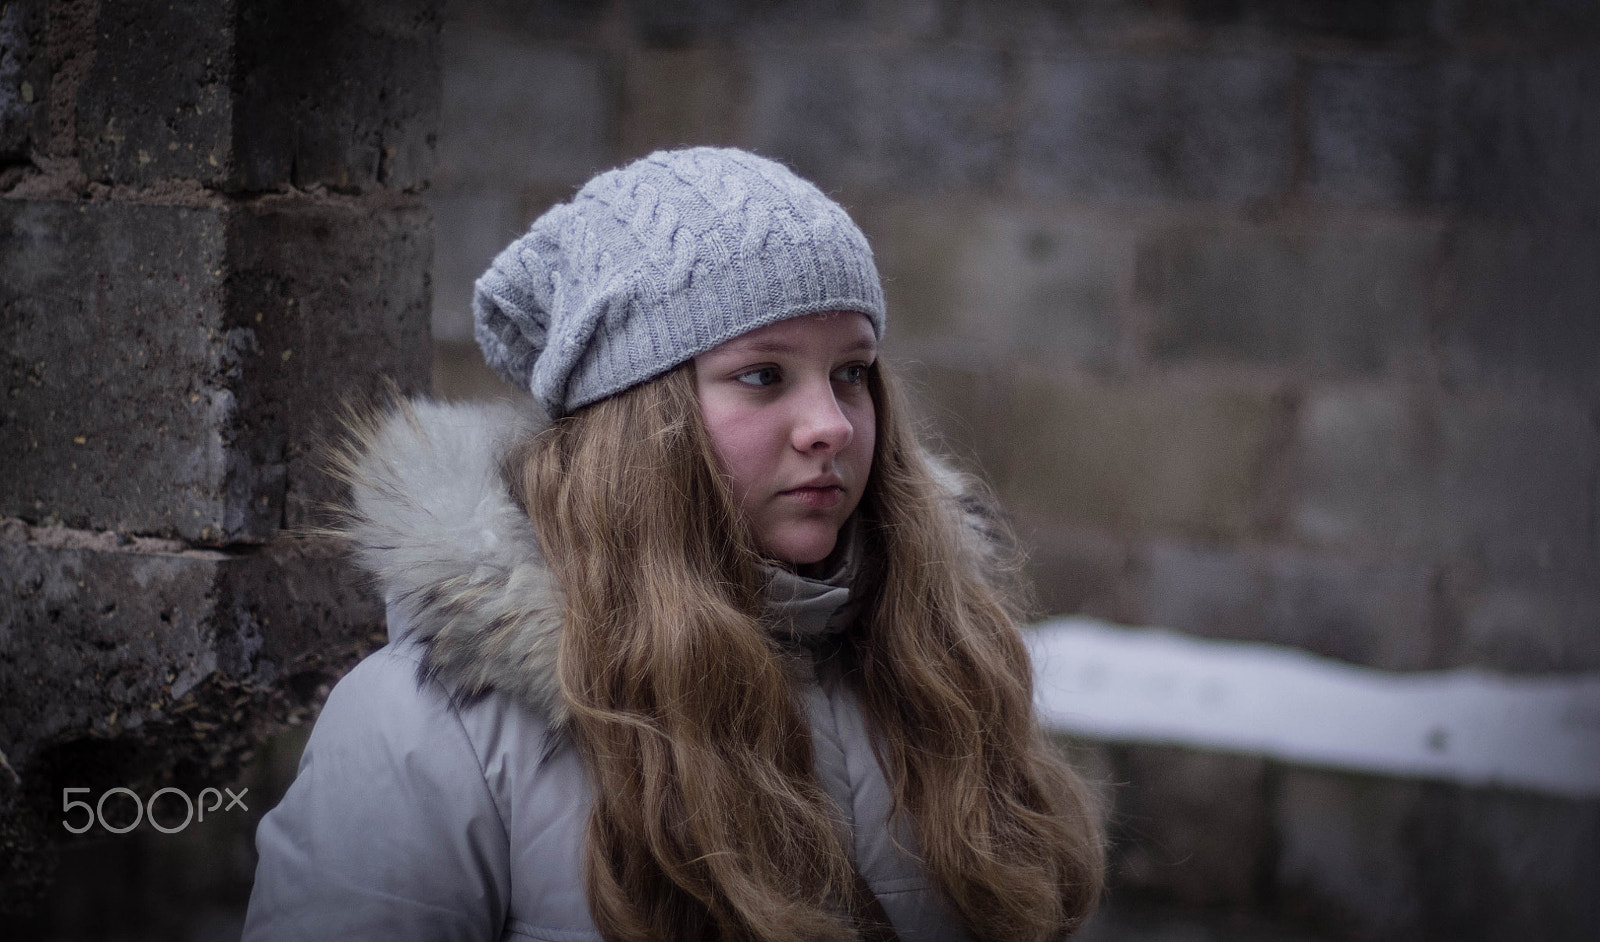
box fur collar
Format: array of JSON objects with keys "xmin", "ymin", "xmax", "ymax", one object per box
[
  {"xmin": 335, "ymin": 397, "xmax": 1012, "ymax": 723},
  {"xmin": 335, "ymin": 397, "xmax": 567, "ymax": 720}
]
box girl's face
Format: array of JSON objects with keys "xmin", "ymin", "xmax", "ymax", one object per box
[{"xmin": 693, "ymin": 312, "xmax": 877, "ymax": 568}]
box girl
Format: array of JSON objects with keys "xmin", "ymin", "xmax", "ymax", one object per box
[{"xmin": 243, "ymin": 147, "xmax": 1103, "ymax": 941}]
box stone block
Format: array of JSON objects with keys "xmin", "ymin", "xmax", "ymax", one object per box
[
  {"xmin": 1288, "ymin": 386, "xmax": 1595, "ymax": 571},
  {"xmin": 78, "ymin": 0, "xmax": 440, "ymax": 192},
  {"xmin": 1410, "ymin": 783, "xmax": 1600, "ymax": 940},
  {"xmin": 619, "ymin": 47, "xmax": 745, "ymax": 159},
  {"xmin": 1018, "ymin": 53, "xmax": 1294, "ymax": 204},
  {"xmin": 863, "ymin": 201, "xmax": 1131, "ymax": 368},
  {"xmin": 747, "ymin": 45, "xmax": 1009, "ymax": 192},
  {"xmin": 1435, "ymin": 55, "xmax": 1600, "ymax": 228},
  {"xmin": 943, "ymin": 0, "xmax": 1182, "ymax": 50},
  {"xmin": 1129, "ymin": 540, "xmax": 1437, "ymax": 669},
  {"xmin": 0, "ymin": 522, "xmax": 382, "ymax": 772},
  {"xmin": 75, "ymin": 0, "xmax": 232, "ymax": 187},
  {"xmin": 1304, "ymin": 57, "xmax": 1440, "ymax": 206},
  {"xmin": 724, "ymin": 0, "xmax": 898, "ymax": 45},
  {"xmin": 222, "ymin": 199, "xmax": 434, "ymax": 531},
  {"xmin": 954, "ymin": 207, "xmax": 1134, "ymax": 370},
  {"xmin": 1113, "ymin": 745, "xmax": 1269, "ymax": 906},
  {"xmin": 1441, "ymin": 225, "xmax": 1600, "ymax": 404},
  {"xmin": 1185, "ymin": 0, "xmax": 1438, "ymax": 43},
  {"xmin": 1022, "ymin": 526, "xmax": 1132, "ymax": 621},
  {"xmin": 850, "ymin": 197, "xmax": 976, "ymax": 345},
  {"xmin": 1108, "ymin": 763, "xmax": 1598, "ymax": 941},
  {"xmin": 434, "ymin": 27, "xmax": 608, "ymax": 190},
  {"xmin": 1002, "ymin": 375, "xmax": 1285, "ymax": 539},
  {"xmin": 1048, "ymin": 734, "xmax": 1120, "ymax": 829},
  {"xmin": 234, "ymin": 0, "xmax": 441, "ymax": 192},
  {"xmin": 0, "ymin": 531, "xmax": 228, "ymax": 762},
  {"xmin": 1273, "ymin": 769, "xmax": 1427, "ymax": 938},
  {"xmin": 628, "ymin": 0, "xmax": 749, "ymax": 45},
  {"xmin": 426, "ymin": 189, "xmax": 527, "ymax": 343},
  {"xmin": 432, "ymin": 338, "xmax": 517, "ymax": 402},
  {"xmin": 1440, "ymin": 562, "xmax": 1600, "ymax": 672},
  {"xmin": 0, "ymin": 198, "xmax": 430, "ymax": 542},
  {"xmin": 1262, "ymin": 0, "xmax": 1438, "ymax": 41},
  {"xmin": 1137, "ymin": 220, "xmax": 1436, "ymax": 376},
  {"xmin": 893, "ymin": 360, "xmax": 1013, "ymax": 480},
  {"xmin": 2, "ymin": 200, "xmax": 241, "ymax": 540},
  {"xmin": 1442, "ymin": 0, "xmax": 1600, "ymax": 41},
  {"xmin": 1076, "ymin": 900, "xmax": 1330, "ymax": 942},
  {"xmin": 443, "ymin": 0, "xmax": 608, "ymax": 38},
  {"xmin": 223, "ymin": 534, "xmax": 389, "ymax": 674},
  {"xmin": 0, "ymin": 0, "xmax": 50, "ymax": 162}
]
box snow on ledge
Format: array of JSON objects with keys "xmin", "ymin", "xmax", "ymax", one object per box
[{"xmin": 1027, "ymin": 617, "xmax": 1600, "ymax": 799}]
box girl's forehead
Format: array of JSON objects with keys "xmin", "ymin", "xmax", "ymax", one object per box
[{"xmin": 709, "ymin": 311, "xmax": 877, "ymax": 356}]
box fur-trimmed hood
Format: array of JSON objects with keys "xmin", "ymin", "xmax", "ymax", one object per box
[
  {"xmin": 335, "ymin": 398, "xmax": 567, "ymax": 720},
  {"xmin": 334, "ymin": 397, "xmax": 1014, "ymax": 724}
]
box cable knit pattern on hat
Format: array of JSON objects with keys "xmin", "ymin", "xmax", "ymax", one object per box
[{"xmin": 472, "ymin": 147, "xmax": 887, "ymax": 417}]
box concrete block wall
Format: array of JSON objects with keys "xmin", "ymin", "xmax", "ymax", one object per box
[
  {"xmin": 426, "ymin": 1, "xmax": 1598, "ymax": 938},
  {"xmin": 1, "ymin": 0, "xmax": 436, "ymax": 915}
]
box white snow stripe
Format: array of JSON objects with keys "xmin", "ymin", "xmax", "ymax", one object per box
[{"xmin": 1027, "ymin": 617, "xmax": 1600, "ymax": 799}]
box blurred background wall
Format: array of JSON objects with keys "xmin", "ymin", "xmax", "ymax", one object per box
[
  {"xmin": 8, "ymin": 0, "xmax": 1598, "ymax": 940},
  {"xmin": 425, "ymin": 1, "xmax": 1599, "ymax": 940},
  {"xmin": 431, "ymin": 0, "xmax": 1599, "ymax": 681}
]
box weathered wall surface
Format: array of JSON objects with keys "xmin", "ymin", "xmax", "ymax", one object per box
[
  {"xmin": 0, "ymin": 0, "xmax": 437, "ymax": 916},
  {"xmin": 425, "ymin": 1, "xmax": 1598, "ymax": 939}
]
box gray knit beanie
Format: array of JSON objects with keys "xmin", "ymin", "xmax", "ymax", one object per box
[{"xmin": 472, "ymin": 147, "xmax": 886, "ymax": 418}]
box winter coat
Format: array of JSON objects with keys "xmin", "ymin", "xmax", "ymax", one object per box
[{"xmin": 242, "ymin": 399, "xmax": 986, "ymax": 942}]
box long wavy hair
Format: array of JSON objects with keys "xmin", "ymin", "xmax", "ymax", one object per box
[{"xmin": 515, "ymin": 359, "xmax": 1103, "ymax": 942}]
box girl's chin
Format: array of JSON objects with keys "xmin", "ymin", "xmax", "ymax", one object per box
[{"xmin": 757, "ymin": 524, "xmax": 842, "ymax": 569}]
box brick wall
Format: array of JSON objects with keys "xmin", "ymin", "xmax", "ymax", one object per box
[
  {"xmin": 426, "ymin": 1, "xmax": 1598, "ymax": 938},
  {"xmin": 1, "ymin": 0, "xmax": 438, "ymax": 919}
]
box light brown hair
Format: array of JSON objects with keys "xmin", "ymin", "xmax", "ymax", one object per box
[{"xmin": 516, "ymin": 361, "xmax": 1103, "ymax": 942}]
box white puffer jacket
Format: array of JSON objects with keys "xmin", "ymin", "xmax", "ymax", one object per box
[{"xmin": 242, "ymin": 399, "xmax": 989, "ymax": 941}]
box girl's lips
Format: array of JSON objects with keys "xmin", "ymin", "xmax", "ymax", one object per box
[{"xmin": 780, "ymin": 485, "xmax": 845, "ymax": 510}]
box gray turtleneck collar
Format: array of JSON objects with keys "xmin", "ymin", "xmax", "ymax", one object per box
[{"xmin": 760, "ymin": 516, "xmax": 864, "ymax": 644}]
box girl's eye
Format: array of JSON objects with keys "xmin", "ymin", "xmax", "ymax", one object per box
[
  {"xmin": 736, "ymin": 367, "xmax": 782, "ymax": 387},
  {"xmin": 833, "ymin": 364, "xmax": 869, "ymax": 385}
]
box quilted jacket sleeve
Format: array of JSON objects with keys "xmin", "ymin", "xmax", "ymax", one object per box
[{"xmin": 242, "ymin": 642, "xmax": 513, "ymax": 942}]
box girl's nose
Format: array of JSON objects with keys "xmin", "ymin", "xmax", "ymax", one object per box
[{"xmin": 793, "ymin": 382, "xmax": 853, "ymax": 453}]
